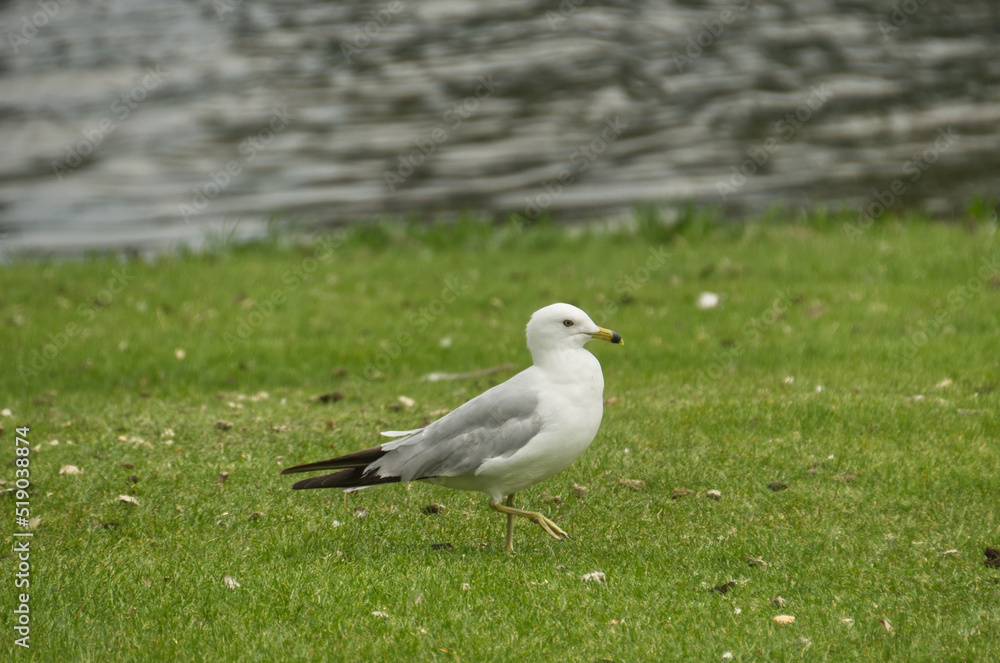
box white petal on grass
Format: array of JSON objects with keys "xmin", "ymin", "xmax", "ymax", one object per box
[
  {"xmin": 223, "ymin": 575, "xmax": 241, "ymax": 589},
  {"xmin": 581, "ymin": 571, "xmax": 606, "ymax": 583},
  {"xmin": 697, "ymin": 292, "xmax": 722, "ymax": 309}
]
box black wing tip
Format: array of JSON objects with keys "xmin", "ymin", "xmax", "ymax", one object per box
[
  {"xmin": 280, "ymin": 445, "xmax": 389, "ymax": 477},
  {"xmin": 290, "ymin": 468, "xmax": 401, "ymax": 490}
]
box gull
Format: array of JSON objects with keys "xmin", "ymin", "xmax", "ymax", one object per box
[{"xmin": 281, "ymin": 303, "xmax": 623, "ymax": 551}]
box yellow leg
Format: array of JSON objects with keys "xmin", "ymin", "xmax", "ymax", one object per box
[
  {"xmin": 504, "ymin": 494, "xmax": 516, "ymax": 552},
  {"xmin": 490, "ymin": 495, "xmax": 570, "ymax": 552}
]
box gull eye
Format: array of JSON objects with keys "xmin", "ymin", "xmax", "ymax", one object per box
[{"xmin": 562, "ymin": 319, "xmax": 574, "ymax": 327}]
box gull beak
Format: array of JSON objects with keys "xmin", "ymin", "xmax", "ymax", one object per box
[{"xmin": 590, "ymin": 327, "xmax": 624, "ymax": 345}]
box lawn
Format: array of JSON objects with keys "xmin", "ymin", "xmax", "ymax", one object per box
[{"xmin": 2, "ymin": 209, "xmax": 999, "ymax": 661}]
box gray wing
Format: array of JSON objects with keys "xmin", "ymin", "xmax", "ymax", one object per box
[{"xmin": 368, "ymin": 371, "xmax": 543, "ymax": 482}]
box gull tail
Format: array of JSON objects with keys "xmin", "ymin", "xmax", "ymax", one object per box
[{"xmin": 280, "ymin": 444, "xmax": 401, "ymax": 491}]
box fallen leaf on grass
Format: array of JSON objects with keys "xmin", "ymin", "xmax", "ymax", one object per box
[
  {"xmin": 939, "ymin": 549, "xmax": 959, "ymax": 556},
  {"xmin": 704, "ymin": 489, "xmax": 722, "ymax": 501},
  {"xmin": 118, "ymin": 495, "xmax": 139, "ymax": 505},
  {"xmin": 581, "ymin": 571, "xmax": 606, "ymax": 583},
  {"xmin": 572, "ymin": 483, "xmax": 589, "ymax": 498},
  {"xmin": 214, "ymin": 420, "xmax": 234, "ymax": 431},
  {"xmin": 712, "ymin": 581, "xmax": 736, "ymax": 594},
  {"xmin": 371, "ymin": 610, "xmax": 389, "ymax": 618},
  {"xmin": 422, "ymin": 503, "xmax": 445, "ymax": 515},
  {"xmin": 223, "ymin": 575, "xmax": 240, "ymax": 590},
  {"xmin": 316, "ymin": 392, "xmax": 344, "ymax": 404},
  {"xmin": 746, "ymin": 556, "xmax": 767, "ymax": 568},
  {"xmin": 834, "ymin": 471, "xmax": 857, "ymax": 482},
  {"xmin": 618, "ymin": 478, "xmax": 646, "ymax": 489},
  {"xmin": 59, "ymin": 465, "xmax": 82, "ymax": 475},
  {"xmin": 397, "ymin": 395, "xmax": 415, "ymax": 408},
  {"xmin": 28, "ymin": 517, "xmax": 41, "ymax": 530},
  {"xmin": 431, "ymin": 542, "xmax": 452, "ymax": 550},
  {"xmin": 771, "ymin": 596, "xmax": 787, "ymax": 608},
  {"xmin": 671, "ymin": 487, "xmax": 692, "ymax": 499},
  {"xmin": 353, "ymin": 507, "xmax": 369, "ymax": 519},
  {"xmin": 773, "ymin": 615, "xmax": 795, "ymax": 625},
  {"xmin": 768, "ymin": 482, "xmax": 788, "ymax": 492},
  {"xmin": 879, "ymin": 619, "xmax": 892, "ymax": 633},
  {"xmin": 216, "ymin": 472, "xmax": 229, "ymax": 484},
  {"xmin": 985, "ymin": 547, "xmax": 1000, "ymax": 568}
]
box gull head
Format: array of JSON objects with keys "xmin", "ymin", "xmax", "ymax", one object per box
[{"xmin": 526, "ymin": 303, "xmax": 623, "ymax": 360}]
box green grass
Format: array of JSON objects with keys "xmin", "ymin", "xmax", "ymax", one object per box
[{"xmin": 2, "ymin": 209, "xmax": 999, "ymax": 661}]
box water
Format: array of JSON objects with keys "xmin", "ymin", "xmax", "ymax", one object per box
[{"xmin": 1, "ymin": 0, "xmax": 998, "ymax": 256}]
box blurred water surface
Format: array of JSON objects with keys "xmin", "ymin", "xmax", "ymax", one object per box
[{"xmin": 1, "ymin": 0, "xmax": 998, "ymax": 255}]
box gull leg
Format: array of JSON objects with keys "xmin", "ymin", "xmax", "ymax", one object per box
[
  {"xmin": 490, "ymin": 497, "xmax": 570, "ymax": 551},
  {"xmin": 504, "ymin": 494, "xmax": 516, "ymax": 553}
]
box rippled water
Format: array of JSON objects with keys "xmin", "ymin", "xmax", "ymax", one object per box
[{"xmin": 1, "ymin": 0, "xmax": 998, "ymax": 256}]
